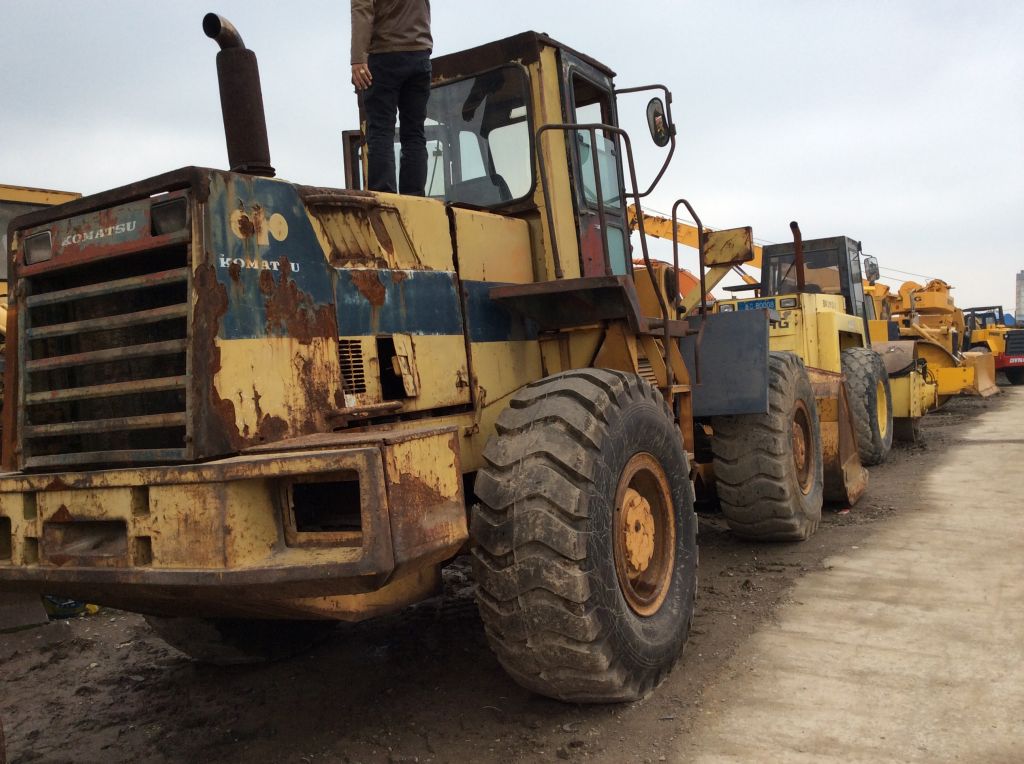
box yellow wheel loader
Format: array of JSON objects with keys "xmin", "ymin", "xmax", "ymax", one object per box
[
  {"xmin": 713, "ymin": 226, "xmax": 891, "ymax": 534},
  {"xmin": 0, "ymin": 16, "xmax": 791, "ymax": 702},
  {"xmin": 634, "ymin": 211, "xmax": 886, "ymax": 538},
  {"xmin": 962, "ymin": 305, "xmax": 1024, "ymax": 385}
]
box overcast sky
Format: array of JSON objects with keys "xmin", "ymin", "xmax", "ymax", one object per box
[{"xmin": 3, "ymin": 1, "xmax": 1022, "ymax": 310}]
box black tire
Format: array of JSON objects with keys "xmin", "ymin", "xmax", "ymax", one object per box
[
  {"xmin": 710, "ymin": 352, "xmax": 823, "ymax": 541},
  {"xmin": 1005, "ymin": 368, "xmax": 1024, "ymax": 385},
  {"xmin": 144, "ymin": 616, "xmax": 336, "ymax": 665},
  {"xmin": 841, "ymin": 347, "xmax": 894, "ymax": 466},
  {"xmin": 471, "ymin": 369, "xmax": 697, "ymax": 703}
]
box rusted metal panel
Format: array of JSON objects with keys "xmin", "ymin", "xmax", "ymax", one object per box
[
  {"xmin": 192, "ymin": 171, "xmax": 345, "ymax": 457},
  {"xmin": 0, "ymin": 430, "xmax": 465, "ymax": 617},
  {"xmin": 16, "ymin": 193, "xmax": 191, "ymax": 278},
  {"xmin": 383, "ymin": 428, "xmax": 467, "ymax": 573}
]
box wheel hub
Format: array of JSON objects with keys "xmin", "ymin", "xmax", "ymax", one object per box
[
  {"xmin": 622, "ymin": 488, "xmax": 656, "ymax": 573},
  {"xmin": 613, "ymin": 453, "xmax": 676, "ymax": 617},
  {"xmin": 791, "ymin": 400, "xmax": 814, "ymax": 495}
]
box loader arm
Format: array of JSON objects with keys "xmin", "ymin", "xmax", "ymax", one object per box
[{"xmin": 627, "ymin": 204, "xmax": 762, "ymax": 288}]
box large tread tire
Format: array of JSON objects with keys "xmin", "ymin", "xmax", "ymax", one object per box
[
  {"xmin": 144, "ymin": 616, "xmax": 336, "ymax": 665},
  {"xmin": 471, "ymin": 369, "xmax": 697, "ymax": 703},
  {"xmin": 842, "ymin": 347, "xmax": 894, "ymax": 466},
  {"xmin": 1005, "ymin": 368, "xmax": 1024, "ymax": 385},
  {"xmin": 710, "ymin": 352, "xmax": 823, "ymax": 541}
]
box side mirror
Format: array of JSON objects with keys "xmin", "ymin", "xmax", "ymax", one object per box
[
  {"xmin": 646, "ymin": 97, "xmax": 672, "ymax": 147},
  {"xmin": 863, "ymin": 255, "xmax": 880, "ymax": 285}
]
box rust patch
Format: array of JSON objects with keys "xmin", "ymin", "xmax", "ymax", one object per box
[
  {"xmin": 228, "ymin": 260, "xmax": 242, "ymax": 283},
  {"xmin": 296, "ymin": 355, "xmax": 336, "ymax": 432},
  {"xmin": 252, "ymin": 385, "xmax": 263, "ymax": 421},
  {"xmin": 237, "ymin": 212, "xmax": 256, "ymax": 238},
  {"xmin": 390, "ymin": 270, "xmax": 408, "ymax": 285},
  {"xmin": 327, "ymin": 244, "xmax": 390, "ymax": 269},
  {"xmin": 255, "ymin": 414, "xmax": 289, "ymax": 443},
  {"xmin": 392, "ymin": 473, "xmax": 447, "ymax": 510},
  {"xmin": 192, "ymin": 257, "xmax": 241, "ymax": 453},
  {"xmin": 51, "ymin": 505, "xmax": 74, "ymax": 523},
  {"xmin": 44, "ymin": 477, "xmax": 71, "ymax": 492},
  {"xmin": 350, "ymin": 269, "xmax": 387, "ymax": 307},
  {"xmin": 260, "ymin": 257, "xmax": 340, "ymax": 346}
]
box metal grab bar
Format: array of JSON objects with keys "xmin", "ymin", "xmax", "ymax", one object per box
[{"xmin": 535, "ymin": 121, "xmax": 674, "ymax": 387}]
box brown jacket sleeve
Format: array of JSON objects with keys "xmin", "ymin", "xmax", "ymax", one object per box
[{"xmin": 351, "ymin": 0, "xmax": 374, "ymax": 64}]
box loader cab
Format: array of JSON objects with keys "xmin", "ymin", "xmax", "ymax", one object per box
[
  {"xmin": 964, "ymin": 306, "xmax": 1007, "ymax": 331},
  {"xmin": 760, "ymin": 236, "xmax": 868, "ymax": 320},
  {"xmin": 346, "ymin": 32, "xmax": 670, "ymax": 284}
]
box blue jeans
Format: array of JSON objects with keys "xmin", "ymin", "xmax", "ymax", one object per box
[{"xmin": 364, "ymin": 50, "xmax": 431, "ymax": 195}]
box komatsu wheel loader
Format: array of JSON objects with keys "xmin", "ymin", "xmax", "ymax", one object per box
[{"xmin": 0, "ymin": 15, "xmax": 792, "ymax": 702}]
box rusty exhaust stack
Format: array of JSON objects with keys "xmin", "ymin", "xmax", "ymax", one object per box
[{"xmin": 203, "ymin": 13, "xmax": 275, "ymax": 177}]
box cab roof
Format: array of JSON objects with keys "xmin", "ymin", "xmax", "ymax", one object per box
[{"xmin": 432, "ymin": 31, "xmax": 616, "ymax": 82}]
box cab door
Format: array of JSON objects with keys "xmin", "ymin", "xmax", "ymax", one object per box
[{"xmin": 565, "ymin": 62, "xmax": 631, "ymax": 277}]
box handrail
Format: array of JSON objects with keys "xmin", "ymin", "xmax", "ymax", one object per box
[{"xmin": 535, "ymin": 121, "xmax": 674, "ymax": 388}]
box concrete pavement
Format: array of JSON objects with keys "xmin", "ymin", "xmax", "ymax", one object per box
[{"xmin": 678, "ymin": 388, "xmax": 1024, "ymax": 763}]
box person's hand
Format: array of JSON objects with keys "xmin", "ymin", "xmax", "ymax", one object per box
[{"xmin": 351, "ymin": 63, "xmax": 372, "ymax": 91}]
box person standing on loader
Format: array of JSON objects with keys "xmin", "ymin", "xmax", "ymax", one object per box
[{"xmin": 350, "ymin": 0, "xmax": 432, "ymax": 195}]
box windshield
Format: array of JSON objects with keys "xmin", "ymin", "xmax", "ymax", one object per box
[
  {"xmin": 763, "ymin": 250, "xmax": 843, "ymax": 296},
  {"xmin": 394, "ymin": 66, "xmax": 533, "ymax": 207}
]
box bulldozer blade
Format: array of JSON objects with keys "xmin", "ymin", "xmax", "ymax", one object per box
[
  {"xmin": 0, "ymin": 593, "xmax": 48, "ymax": 633},
  {"xmin": 961, "ymin": 351, "xmax": 999, "ymax": 397}
]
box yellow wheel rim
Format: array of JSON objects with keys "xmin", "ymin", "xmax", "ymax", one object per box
[
  {"xmin": 876, "ymin": 379, "xmax": 889, "ymax": 438},
  {"xmin": 792, "ymin": 400, "xmax": 814, "ymax": 495},
  {"xmin": 613, "ymin": 453, "xmax": 675, "ymax": 617}
]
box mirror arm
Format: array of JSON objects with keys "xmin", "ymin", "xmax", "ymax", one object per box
[{"xmin": 615, "ymin": 84, "xmax": 676, "ymax": 197}]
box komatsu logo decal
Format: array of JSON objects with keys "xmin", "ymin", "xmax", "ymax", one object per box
[
  {"xmin": 61, "ymin": 222, "xmax": 136, "ymax": 246},
  {"xmin": 218, "ymin": 255, "xmax": 300, "ymax": 273}
]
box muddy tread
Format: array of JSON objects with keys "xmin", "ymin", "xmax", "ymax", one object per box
[
  {"xmin": 842, "ymin": 347, "xmax": 894, "ymax": 465},
  {"xmin": 711, "ymin": 352, "xmax": 824, "ymax": 541},
  {"xmin": 472, "ymin": 369, "xmax": 697, "ymax": 702}
]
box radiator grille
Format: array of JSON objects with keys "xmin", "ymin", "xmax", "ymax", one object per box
[
  {"xmin": 20, "ymin": 246, "xmax": 190, "ymax": 469},
  {"xmin": 338, "ymin": 339, "xmax": 366, "ymax": 394},
  {"xmin": 1005, "ymin": 330, "xmax": 1024, "ymax": 355}
]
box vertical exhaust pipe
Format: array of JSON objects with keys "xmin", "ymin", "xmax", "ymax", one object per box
[{"xmin": 203, "ymin": 13, "xmax": 275, "ymax": 177}]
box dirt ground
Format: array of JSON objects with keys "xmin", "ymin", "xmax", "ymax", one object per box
[{"xmin": 0, "ymin": 392, "xmax": 1007, "ymax": 764}]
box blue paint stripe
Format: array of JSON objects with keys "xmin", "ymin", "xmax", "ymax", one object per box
[
  {"xmin": 463, "ymin": 281, "xmax": 539, "ymax": 343},
  {"xmin": 336, "ymin": 269, "xmax": 465, "ymax": 336}
]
